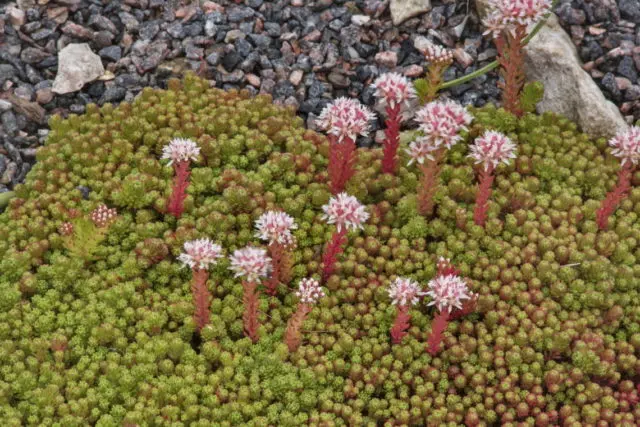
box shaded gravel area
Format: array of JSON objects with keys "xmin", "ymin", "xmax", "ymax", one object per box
[
  {"xmin": 0, "ymin": 0, "xmax": 636, "ymax": 195},
  {"xmin": 555, "ymin": 0, "xmax": 640, "ymax": 124}
]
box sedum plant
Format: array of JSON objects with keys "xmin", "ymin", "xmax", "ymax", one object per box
[
  {"xmin": 483, "ymin": 0, "xmax": 553, "ymax": 116},
  {"xmin": 1, "ymin": 74, "xmax": 640, "ymax": 426},
  {"xmin": 178, "ymin": 238, "xmax": 223, "ymax": 334},
  {"xmin": 596, "ymin": 126, "xmax": 640, "ymax": 230}
]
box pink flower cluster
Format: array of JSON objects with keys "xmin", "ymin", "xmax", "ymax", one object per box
[
  {"xmin": 316, "ymin": 97, "xmax": 376, "ymax": 144},
  {"xmin": 178, "ymin": 238, "xmax": 223, "ymax": 271},
  {"xmin": 468, "ymin": 130, "xmax": 517, "ymax": 171},
  {"xmin": 161, "ymin": 138, "xmax": 200, "ymax": 166},
  {"xmin": 372, "ymin": 73, "xmax": 416, "ymax": 111},
  {"xmin": 59, "ymin": 222, "xmax": 74, "ymax": 236},
  {"xmin": 229, "ymin": 246, "xmax": 272, "ymax": 282},
  {"xmin": 483, "ymin": 0, "xmax": 553, "ymax": 38},
  {"xmin": 90, "ymin": 204, "xmax": 117, "ymax": 228},
  {"xmin": 388, "ymin": 277, "xmax": 426, "ymax": 307},
  {"xmin": 255, "ymin": 211, "xmax": 298, "ymax": 245},
  {"xmin": 321, "ymin": 192, "xmax": 370, "ymax": 232},
  {"xmin": 609, "ymin": 126, "xmax": 640, "ymax": 167},
  {"xmin": 426, "ymin": 273, "xmax": 473, "ymax": 313},
  {"xmin": 407, "ymin": 100, "xmax": 473, "ymax": 165},
  {"xmin": 422, "ymin": 43, "xmax": 454, "ymax": 64},
  {"xmin": 296, "ymin": 278, "xmax": 325, "ymax": 304}
]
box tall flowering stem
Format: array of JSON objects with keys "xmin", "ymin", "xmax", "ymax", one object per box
[
  {"xmin": 242, "ymin": 280, "xmax": 260, "ymax": 343},
  {"xmin": 317, "ymin": 98, "xmax": 375, "ymax": 194},
  {"xmin": 327, "ymin": 136, "xmax": 358, "ymax": 194},
  {"xmin": 468, "ymin": 131, "xmax": 517, "ymax": 227},
  {"xmin": 483, "ymin": 0, "xmax": 553, "ymax": 116},
  {"xmin": 421, "ymin": 44, "xmax": 454, "ymax": 104},
  {"xmin": 425, "ymin": 260, "xmax": 474, "ymax": 356},
  {"xmin": 495, "ymin": 25, "xmax": 527, "ymax": 116},
  {"xmin": 388, "ymin": 278, "xmax": 426, "ymax": 344},
  {"xmin": 427, "ymin": 310, "xmax": 450, "ymax": 356},
  {"xmin": 162, "ymin": 138, "xmax": 200, "ymax": 218},
  {"xmin": 255, "ymin": 211, "xmax": 298, "ymax": 295},
  {"xmin": 473, "ymin": 167, "xmax": 496, "ymax": 227},
  {"xmin": 321, "ymin": 228, "xmax": 347, "ymax": 282},
  {"xmin": 382, "ymin": 104, "xmax": 402, "ymax": 174},
  {"xmin": 372, "ymin": 73, "xmax": 416, "ymax": 174},
  {"xmin": 417, "ymin": 150, "xmax": 444, "ymax": 216},
  {"xmin": 167, "ymin": 161, "xmax": 191, "ymax": 218},
  {"xmin": 229, "ymin": 247, "xmax": 272, "ymax": 343},
  {"xmin": 596, "ymin": 127, "xmax": 640, "ymax": 230},
  {"xmin": 409, "ymin": 101, "xmax": 473, "ymax": 217},
  {"xmin": 320, "ymin": 193, "xmax": 369, "ymax": 282},
  {"xmin": 178, "ymin": 239, "xmax": 223, "ymax": 333},
  {"xmin": 284, "ymin": 278, "xmax": 325, "ymax": 352}
]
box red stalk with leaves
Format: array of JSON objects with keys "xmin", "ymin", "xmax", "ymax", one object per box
[
  {"xmin": 372, "ymin": 73, "xmax": 417, "ymax": 174},
  {"xmin": 320, "ymin": 193, "xmax": 369, "ymax": 283},
  {"xmin": 425, "ymin": 258, "xmax": 475, "ymax": 356},
  {"xmin": 316, "ymin": 98, "xmax": 375, "ymax": 194},
  {"xmin": 229, "ymin": 246, "xmax": 272, "ymax": 343},
  {"xmin": 254, "ymin": 210, "xmax": 298, "ymax": 295},
  {"xmin": 321, "ymin": 228, "xmax": 347, "ymax": 282},
  {"xmin": 595, "ymin": 126, "xmax": 640, "ymax": 230},
  {"xmin": 328, "ymin": 136, "xmax": 358, "ymax": 194},
  {"xmin": 482, "ymin": 0, "xmax": 553, "ymax": 116},
  {"xmin": 473, "ymin": 167, "xmax": 496, "ymax": 227},
  {"xmin": 408, "ymin": 100, "xmax": 473, "ymax": 216},
  {"xmin": 284, "ymin": 278, "xmax": 325, "ymax": 352},
  {"xmin": 468, "ymin": 131, "xmax": 517, "ymax": 227},
  {"xmin": 418, "ymin": 44, "xmax": 454, "ymax": 104},
  {"xmin": 416, "ymin": 150, "xmax": 444, "ymax": 216},
  {"xmin": 495, "ymin": 25, "xmax": 526, "ymax": 117},
  {"xmin": 388, "ymin": 277, "xmax": 426, "ymax": 344},
  {"xmin": 161, "ymin": 138, "xmax": 200, "ymax": 218},
  {"xmin": 178, "ymin": 239, "xmax": 223, "ymax": 333}
]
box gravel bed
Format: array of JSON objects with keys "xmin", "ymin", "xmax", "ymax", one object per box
[
  {"xmin": 0, "ymin": 0, "xmax": 637, "ymax": 195},
  {"xmin": 555, "ymin": 0, "xmax": 640, "ymax": 124}
]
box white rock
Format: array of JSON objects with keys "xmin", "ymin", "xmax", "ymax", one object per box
[
  {"xmin": 414, "ymin": 36, "xmax": 434, "ymax": 54},
  {"xmin": 475, "ymin": 1, "xmax": 627, "ymax": 138},
  {"xmin": 390, "ymin": 0, "xmax": 431, "ymax": 26},
  {"xmin": 0, "ymin": 100, "xmax": 12, "ymax": 112},
  {"xmin": 351, "ymin": 15, "xmax": 371, "ymax": 26},
  {"xmin": 7, "ymin": 6, "xmax": 26, "ymax": 28},
  {"xmin": 52, "ymin": 43, "xmax": 105, "ymax": 95},
  {"xmin": 523, "ymin": 15, "xmax": 628, "ymax": 138}
]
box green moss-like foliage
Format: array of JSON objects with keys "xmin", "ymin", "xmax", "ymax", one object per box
[{"xmin": 1, "ymin": 74, "xmax": 640, "ymax": 426}]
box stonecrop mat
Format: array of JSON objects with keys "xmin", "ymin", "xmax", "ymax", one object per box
[{"xmin": 2, "ymin": 0, "xmax": 640, "ymax": 426}]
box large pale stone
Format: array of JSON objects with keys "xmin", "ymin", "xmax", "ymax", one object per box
[
  {"xmin": 53, "ymin": 43, "xmax": 105, "ymax": 95},
  {"xmin": 390, "ymin": 0, "xmax": 431, "ymax": 25},
  {"xmin": 474, "ymin": 0, "xmax": 627, "ymax": 138},
  {"xmin": 523, "ymin": 15, "xmax": 628, "ymax": 138}
]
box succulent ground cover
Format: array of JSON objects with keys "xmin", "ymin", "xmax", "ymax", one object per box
[{"xmin": 1, "ymin": 71, "xmax": 640, "ymax": 425}]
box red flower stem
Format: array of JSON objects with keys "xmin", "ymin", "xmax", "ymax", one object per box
[
  {"xmin": 496, "ymin": 25, "xmax": 526, "ymax": 117},
  {"xmin": 265, "ymin": 242, "xmax": 283, "ymax": 296},
  {"xmin": 390, "ymin": 304, "xmax": 411, "ymax": 344},
  {"xmin": 449, "ymin": 295, "xmax": 478, "ymax": 321},
  {"xmin": 382, "ymin": 104, "xmax": 402, "ymax": 174},
  {"xmin": 242, "ymin": 280, "xmax": 260, "ymax": 343},
  {"xmin": 422, "ymin": 62, "xmax": 449, "ymax": 104},
  {"xmin": 329, "ymin": 137, "xmax": 357, "ymax": 194},
  {"xmin": 321, "ymin": 227, "xmax": 347, "ymax": 282},
  {"xmin": 427, "ymin": 310, "xmax": 450, "ymax": 356},
  {"xmin": 596, "ymin": 165, "xmax": 634, "ymax": 230},
  {"xmin": 167, "ymin": 160, "xmax": 191, "ymax": 218},
  {"xmin": 191, "ymin": 268, "xmax": 211, "ymax": 333},
  {"xmin": 284, "ymin": 303, "xmax": 312, "ymax": 352},
  {"xmin": 473, "ymin": 167, "xmax": 495, "ymax": 227},
  {"xmin": 417, "ymin": 149, "xmax": 444, "ymax": 216}
]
